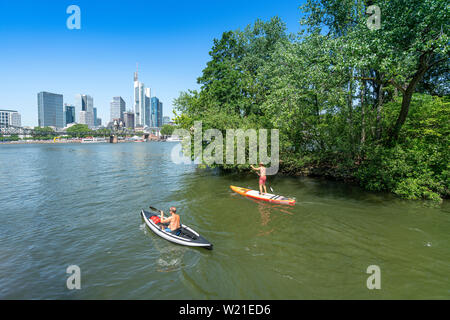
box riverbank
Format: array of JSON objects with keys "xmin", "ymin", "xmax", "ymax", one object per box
[
  {"xmin": 223, "ymin": 156, "xmax": 448, "ymax": 203},
  {"xmin": 279, "ymin": 159, "xmax": 448, "ymax": 202},
  {"xmin": 0, "ymin": 139, "xmax": 165, "ymax": 145}
]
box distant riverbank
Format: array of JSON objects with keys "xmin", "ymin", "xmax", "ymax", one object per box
[{"xmin": 0, "ymin": 139, "xmax": 161, "ymax": 145}]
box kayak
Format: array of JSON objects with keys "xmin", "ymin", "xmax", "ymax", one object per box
[
  {"xmin": 141, "ymin": 209, "xmax": 213, "ymax": 250},
  {"xmin": 230, "ymin": 186, "xmax": 296, "ymax": 205}
]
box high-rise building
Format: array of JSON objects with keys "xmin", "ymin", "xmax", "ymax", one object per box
[
  {"xmin": 0, "ymin": 109, "xmax": 21, "ymax": 127},
  {"xmin": 145, "ymin": 88, "xmax": 151, "ymax": 127},
  {"xmin": 123, "ymin": 111, "xmax": 135, "ymax": 129},
  {"xmin": 93, "ymin": 107, "xmax": 98, "ymax": 126},
  {"xmin": 37, "ymin": 91, "xmax": 64, "ymax": 128},
  {"xmin": 150, "ymin": 97, "xmax": 159, "ymax": 127},
  {"xmin": 11, "ymin": 112, "xmax": 21, "ymax": 127},
  {"xmin": 150, "ymin": 97, "xmax": 163, "ymax": 127},
  {"xmin": 110, "ymin": 96, "xmax": 126, "ymax": 122},
  {"xmin": 64, "ymin": 104, "xmax": 75, "ymax": 126},
  {"xmin": 75, "ymin": 94, "xmax": 94, "ymax": 128},
  {"xmin": 158, "ymin": 101, "xmax": 163, "ymax": 128},
  {"xmin": 133, "ymin": 67, "xmax": 147, "ymax": 127},
  {"xmin": 79, "ymin": 111, "xmax": 94, "ymax": 128}
]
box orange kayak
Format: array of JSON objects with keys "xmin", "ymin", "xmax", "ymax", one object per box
[{"xmin": 230, "ymin": 186, "xmax": 296, "ymax": 205}]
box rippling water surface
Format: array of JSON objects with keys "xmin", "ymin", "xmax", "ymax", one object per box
[{"xmin": 0, "ymin": 143, "xmax": 449, "ymax": 299}]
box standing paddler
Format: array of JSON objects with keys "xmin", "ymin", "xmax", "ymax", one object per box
[{"xmin": 251, "ymin": 162, "xmax": 267, "ymax": 195}]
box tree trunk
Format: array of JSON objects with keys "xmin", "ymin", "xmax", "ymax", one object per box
[
  {"xmin": 375, "ymin": 82, "xmax": 384, "ymax": 141},
  {"xmin": 348, "ymin": 68, "xmax": 354, "ymax": 153},
  {"xmin": 387, "ymin": 53, "xmax": 431, "ymax": 145},
  {"xmin": 360, "ymin": 78, "xmax": 366, "ymax": 146}
]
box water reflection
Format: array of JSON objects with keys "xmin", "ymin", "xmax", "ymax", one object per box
[{"xmin": 140, "ymin": 220, "xmax": 202, "ymax": 274}]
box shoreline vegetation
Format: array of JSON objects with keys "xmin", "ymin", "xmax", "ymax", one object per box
[{"xmin": 173, "ymin": 0, "xmax": 449, "ymax": 202}]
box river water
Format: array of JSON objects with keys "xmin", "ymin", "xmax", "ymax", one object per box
[{"xmin": 0, "ymin": 142, "xmax": 448, "ymax": 299}]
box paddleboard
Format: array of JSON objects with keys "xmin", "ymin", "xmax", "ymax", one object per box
[{"xmin": 230, "ymin": 186, "xmax": 295, "ymax": 205}]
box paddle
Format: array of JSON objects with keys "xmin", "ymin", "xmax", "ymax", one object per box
[{"xmin": 149, "ymin": 206, "xmax": 162, "ymax": 214}]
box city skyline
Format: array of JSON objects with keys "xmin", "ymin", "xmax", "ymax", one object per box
[
  {"xmin": 11, "ymin": 69, "xmax": 172, "ymax": 129},
  {"xmin": 0, "ymin": 0, "xmax": 303, "ymax": 127},
  {"xmin": 17, "ymin": 84, "xmax": 168, "ymax": 129}
]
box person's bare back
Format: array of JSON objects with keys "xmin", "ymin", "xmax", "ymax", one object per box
[
  {"xmin": 168, "ymin": 214, "xmax": 180, "ymax": 230},
  {"xmin": 160, "ymin": 207, "xmax": 181, "ymax": 231}
]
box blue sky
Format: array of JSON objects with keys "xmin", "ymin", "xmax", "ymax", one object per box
[{"xmin": 0, "ymin": 0, "xmax": 305, "ymax": 126}]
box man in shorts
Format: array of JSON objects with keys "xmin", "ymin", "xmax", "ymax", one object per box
[{"xmin": 251, "ymin": 162, "xmax": 267, "ymax": 195}]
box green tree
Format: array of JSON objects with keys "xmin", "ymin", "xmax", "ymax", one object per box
[
  {"xmin": 174, "ymin": 1, "xmax": 449, "ymax": 201},
  {"xmin": 66, "ymin": 124, "xmax": 91, "ymax": 137},
  {"xmin": 160, "ymin": 125, "xmax": 176, "ymax": 136}
]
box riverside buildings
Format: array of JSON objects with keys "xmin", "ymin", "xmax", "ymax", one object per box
[
  {"xmin": 0, "ymin": 109, "xmax": 21, "ymax": 127},
  {"xmin": 123, "ymin": 111, "xmax": 135, "ymax": 129},
  {"xmin": 134, "ymin": 67, "xmax": 146, "ymax": 127},
  {"xmin": 145, "ymin": 88, "xmax": 151, "ymax": 127},
  {"xmin": 110, "ymin": 96, "xmax": 126, "ymax": 122},
  {"xmin": 133, "ymin": 67, "xmax": 162, "ymax": 128},
  {"xmin": 38, "ymin": 91, "xmax": 64, "ymax": 128},
  {"xmin": 151, "ymin": 97, "xmax": 163, "ymax": 127},
  {"xmin": 64, "ymin": 104, "xmax": 76, "ymax": 126},
  {"xmin": 76, "ymin": 94, "xmax": 95, "ymax": 128}
]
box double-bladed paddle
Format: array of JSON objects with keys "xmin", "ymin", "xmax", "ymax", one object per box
[{"xmin": 149, "ymin": 206, "xmax": 163, "ymax": 215}]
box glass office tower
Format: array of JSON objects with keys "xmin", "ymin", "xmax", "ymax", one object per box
[
  {"xmin": 37, "ymin": 91, "xmax": 64, "ymax": 128},
  {"xmin": 145, "ymin": 88, "xmax": 151, "ymax": 127},
  {"xmin": 158, "ymin": 101, "xmax": 163, "ymax": 128},
  {"xmin": 75, "ymin": 94, "xmax": 94, "ymax": 128},
  {"xmin": 64, "ymin": 104, "xmax": 76, "ymax": 126},
  {"xmin": 133, "ymin": 69, "xmax": 146, "ymax": 127},
  {"xmin": 110, "ymin": 96, "xmax": 126, "ymax": 122},
  {"xmin": 150, "ymin": 97, "xmax": 159, "ymax": 128}
]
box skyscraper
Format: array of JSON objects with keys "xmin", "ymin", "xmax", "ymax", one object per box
[
  {"xmin": 158, "ymin": 101, "xmax": 163, "ymax": 128},
  {"xmin": 150, "ymin": 97, "xmax": 163, "ymax": 127},
  {"xmin": 133, "ymin": 66, "xmax": 146, "ymax": 127},
  {"xmin": 145, "ymin": 88, "xmax": 151, "ymax": 127},
  {"xmin": 93, "ymin": 107, "xmax": 98, "ymax": 126},
  {"xmin": 64, "ymin": 104, "xmax": 75, "ymax": 126},
  {"xmin": 123, "ymin": 111, "xmax": 135, "ymax": 129},
  {"xmin": 79, "ymin": 111, "xmax": 94, "ymax": 128},
  {"xmin": 37, "ymin": 91, "xmax": 64, "ymax": 128},
  {"xmin": 76, "ymin": 94, "xmax": 94, "ymax": 128},
  {"xmin": 151, "ymin": 97, "xmax": 159, "ymax": 128},
  {"xmin": 110, "ymin": 96, "xmax": 126, "ymax": 122}
]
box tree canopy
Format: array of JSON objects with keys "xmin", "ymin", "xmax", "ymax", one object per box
[{"xmin": 174, "ymin": 1, "xmax": 449, "ymax": 201}]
